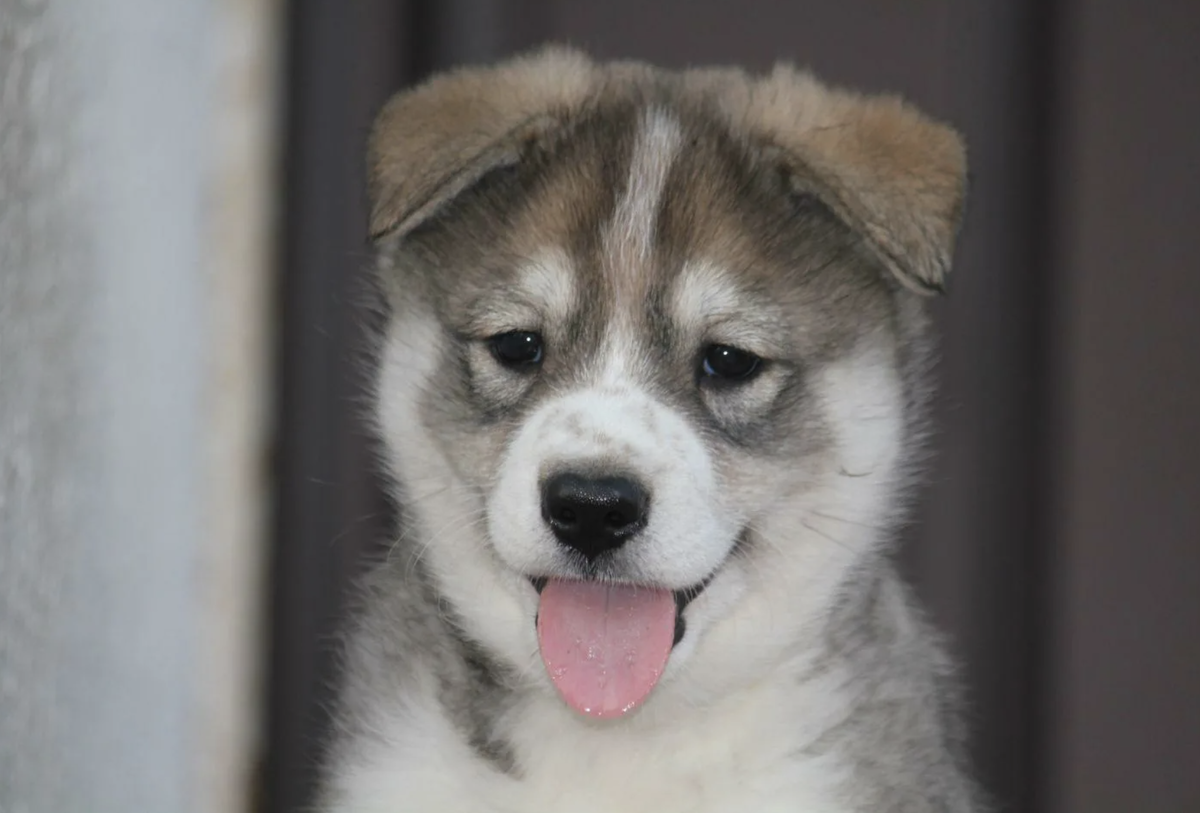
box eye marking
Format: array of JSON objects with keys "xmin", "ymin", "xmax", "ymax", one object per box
[
  {"xmin": 699, "ymin": 344, "xmax": 764, "ymax": 385},
  {"xmin": 488, "ymin": 330, "xmax": 544, "ymax": 370}
]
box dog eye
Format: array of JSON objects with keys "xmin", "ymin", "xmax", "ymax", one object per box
[
  {"xmin": 489, "ymin": 331, "xmax": 544, "ymax": 369},
  {"xmin": 700, "ymin": 344, "xmax": 763, "ymax": 383}
]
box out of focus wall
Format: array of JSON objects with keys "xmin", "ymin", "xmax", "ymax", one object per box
[{"xmin": 0, "ymin": 1, "xmax": 279, "ymax": 811}]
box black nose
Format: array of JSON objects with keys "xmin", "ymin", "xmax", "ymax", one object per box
[{"xmin": 541, "ymin": 472, "xmax": 650, "ymax": 561}]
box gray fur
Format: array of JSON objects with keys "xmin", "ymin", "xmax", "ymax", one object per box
[{"xmin": 321, "ymin": 49, "xmax": 983, "ymax": 813}]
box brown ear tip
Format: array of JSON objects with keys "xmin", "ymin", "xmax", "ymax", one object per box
[
  {"xmin": 915, "ymin": 251, "xmax": 954, "ymax": 296},
  {"xmin": 368, "ymin": 213, "xmax": 399, "ymax": 241},
  {"xmin": 894, "ymin": 270, "xmax": 948, "ymax": 297},
  {"xmin": 888, "ymin": 247, "xmax": 953, "ymax": 297}
]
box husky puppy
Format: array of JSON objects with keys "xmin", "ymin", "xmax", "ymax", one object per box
[{"xmin": 320, "ymin": 47, "xmax": 982, "ymax": 812}]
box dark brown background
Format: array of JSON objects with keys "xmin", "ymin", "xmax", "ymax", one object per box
[{"xmin": 265, "ymin": 3, "xmax": 1200, "ymax": 812}]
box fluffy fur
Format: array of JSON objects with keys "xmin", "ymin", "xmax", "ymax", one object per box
[{"xmin": 319, "ymin": 47, "xmax": 982, "ymax": 812}]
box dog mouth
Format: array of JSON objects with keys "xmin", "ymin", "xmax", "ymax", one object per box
[
  {"xmin": 530, "ymin": 576, "xmax": 709, "ymax": 645},
  {"xmin": 527, "ymin": 574, "xmax": 713, "ymax": 719}
]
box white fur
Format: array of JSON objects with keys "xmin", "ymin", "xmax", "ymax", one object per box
[
  {"xmin": 454, "ymin": 253, "xmax": 576, "ymax": 345},
  {"xmin": 607, "ymin": 108, "xmax": 681, "ymax": 270},
  {"xmin": 488, "ymin": 369, "xmax": 741, "ymax": 589},
  {"xmin": 332, "ymin": 670, "xmax": 852, "ymax": 813},
  {"xmin": 377, "ymin": 315, "xmax": 540, "ymax": 672},
  {"xmin": 354, "ymin": 305, "xmax": 909, "ymax": 812},
  {"xmin": 517, "ymin": 251, "xmax": 577, "ymax": 320},
  {"xmin": 670, "ymin": 261, "xmax": 788, "ymax": 356}
]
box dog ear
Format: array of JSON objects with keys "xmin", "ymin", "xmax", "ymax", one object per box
[
  {"xmin": 707, "ymin": 67, "xmax": 967, "ymax": 295},
  {"xmin": 367, "ymin": 46, "xmax": 595, "ymax": 241}
]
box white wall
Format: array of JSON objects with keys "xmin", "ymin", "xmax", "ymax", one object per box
[{"xmin": 0, "ymin": 1, "xmax": 279, "ymax": 811}]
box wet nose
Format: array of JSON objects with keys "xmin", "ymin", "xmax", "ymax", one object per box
[{"xmin": 541, "ymin": 472, "xmax": 650, "ymax": 561}]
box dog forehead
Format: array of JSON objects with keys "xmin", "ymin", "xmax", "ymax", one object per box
[
  {"xmin": 503, "ymin": 102, "xmax": 759, "ymax": 307},
  {"xmin": 533, "ymin": 118, "xmax": 863, "ymax": 324},
  {"xmin": 428, "ymin": 91, "xmax": 888, "ymax": 366}
]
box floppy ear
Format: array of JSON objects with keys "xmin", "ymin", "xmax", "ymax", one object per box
[
  {"xmin": 367, "ymin": 46, "xmax": 595, "ymax": 241},
  {"xmin": 713, "ymin": 67, "xmax": 967, "ymax": 295}
]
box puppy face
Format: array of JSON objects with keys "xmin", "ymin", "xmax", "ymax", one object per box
[{"xmin": 370, "ymin": 49, "xmax": 964, "ymax": 703}]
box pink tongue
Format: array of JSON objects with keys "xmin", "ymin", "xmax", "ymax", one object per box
[{"xmin": 537, "ymin": 579, "xmax": 676, "ymax": 718}]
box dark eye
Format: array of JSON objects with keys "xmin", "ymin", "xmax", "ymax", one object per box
[
  {"xmin": 489, "ymin": 331, "xmax": 543, "ymax": 369},
  {"xmin": 700, "ymin": 344, "xmax": 763, "ymax": 383}
]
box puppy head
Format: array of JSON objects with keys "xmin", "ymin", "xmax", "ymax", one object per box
[{"xmin": 369, "ymin": 47, "xmax": 965, "ymax": 711}]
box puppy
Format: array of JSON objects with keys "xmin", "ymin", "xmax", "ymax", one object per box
[{"xmin": 319, "ymin": 47, "xmax": 982, "ymax": 813}]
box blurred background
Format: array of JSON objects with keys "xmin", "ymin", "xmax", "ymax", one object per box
[{"xmin": 1, "ymin": 1, "xmax": 1197, "ymax": 812}]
